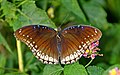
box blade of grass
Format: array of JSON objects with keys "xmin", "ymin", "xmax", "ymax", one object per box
[{"xmin": 0, "ymin": 33, "xmax": 13, "ymax": 55}]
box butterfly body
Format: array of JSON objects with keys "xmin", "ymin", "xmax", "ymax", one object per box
[{"xmin": 14, "ymin": 25, "xmax": 102, "ymax": 64}]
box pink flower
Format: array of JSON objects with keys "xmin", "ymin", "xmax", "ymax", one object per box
[
  {"xmin": 89, "ymin": 41, "xmax": 99, "ymax": 50},
  {"xmin": 83, "ymin": 41, "xmax": 102, "ymax": 59},
  {"xmin": 90, "ymin": 54, "xmax": 97, "ymax": 59}
]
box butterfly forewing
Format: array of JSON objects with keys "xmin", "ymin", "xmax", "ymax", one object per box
[
  {"xmin": 60, "ymin": 25, "xmax": 102, "ymax": 64},
  {"xmin": 14, "ymin": 25, "xmax": 59, "ymax": 64}
]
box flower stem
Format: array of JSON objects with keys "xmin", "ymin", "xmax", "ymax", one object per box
[
  {"xmin": 16, "ymin": 40, "xmax": 24, "ymax": 72},
  {"xmin": 85, "ymin": 59, "xmax": 93, "ymax": 68}
]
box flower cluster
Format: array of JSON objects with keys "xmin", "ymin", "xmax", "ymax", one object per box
[
  {"xmin": 109, "ymin": 67, "xmax": 120, "ymax": 75},
  {"xmin": 83, "ymin": 41, "xmax": 103, "ymax": 59}
]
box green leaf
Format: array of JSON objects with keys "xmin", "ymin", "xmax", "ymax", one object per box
[
  {"xmin": 61, "ymin": 0, "xmax": 86, "ymax": 22},
  {"xmin": 103, "ymin": 24, "xmax": 120, "ymax": 64},
  {"xmin": 91, "ymin": 0, "xmax": 107, "ymax": 8},
  {"xmin": 5, "ymin": 72, "xmax": 28, "ymax": 75},
  {"xmin": 96, "ymin": 63, "xmax": 109, "ymax": 70},
  {"xmin": 0, "ymin": 33, "xmax": 12, "ymax": 54},
  {"xmin": 8, "ymin": 0, "xmax": 56, "ymax": 31},
  {"xmin": 1, "ymin": 0, "xmax": 16, "ymax": 20},
  {"xmin": 0, "ymin": 54, "xmax": 6, "ymax": 74},
  {"xmin": 35, "ymin": 0, "xmax": 48, "ymax": 10},
  {"xmin": 107, "ymin": 0, "xmax": 120, "ymax": 21},
  {"xmin": 87, "ymin": 66, "xmax": 104, "ymax": 75},
  {"xmin": 81, "ymin": 0, "xmax": 108, "ymax": 28},
  {"xmin": 43, "ymin": 64, "xmax": 63, "ymax": 75},
  {"xmin": 102, "ymin": 64, "xmax": 120, "ymax": 75},
  {"xmin": 64, "ymin": 63, "xmax": 88, "ymax": 75}
]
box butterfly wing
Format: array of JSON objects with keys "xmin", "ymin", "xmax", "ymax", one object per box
[
  {"xmin": 14, "ymin": 25, "xmax": 59, "ymax": 64},
  {"xmin": 60, "ymin": 25, "xmax": 102, "ymax": 64}
]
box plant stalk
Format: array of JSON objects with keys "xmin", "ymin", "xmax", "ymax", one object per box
[{"xmin": 16, "ymin": 40, "xmax": 24, "ymax": 72}]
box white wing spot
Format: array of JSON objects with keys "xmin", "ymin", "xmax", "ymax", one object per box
[
  {"xmin": 54, "ymin": 59, "xmax": 58, "ymax": 63},
  {"xmin": 70, "ymin": 54, "xmax": 74, "ymax": 60},
  {"xmin": 19, "ymin": 30, "xmax": 22, "ymax": 33},
  {"xmin": 74, "ymin": 52, "xmax": 78, "ymax": 58},
  {"xmin": 49, "ymin": 62, "xmax": 53, "ymax": 64},
  {"xmin": 79, "ymin": 47, "xmax": 84, "ymax": 52},
  {"xmin": 39, "ymin": 59, "xmax": 43, "ymax": 62},
  {"xmin": 79, "ymin": 45, "xmax": 81, "ymax": 48},
  {"xmin": 87, "ymin": 35, "xmax": 89, "ymax": 37},
  {"xmin": 27, "ymin": 35, "xmax": 29, "ymax": 37},
  {"xmin": 23, "ymin": 34, "xmax": 25, "ymax": 36},
  {"xmin": 35, "ymin": 55, "xmax": 39, "ymax": 59},
  {"xmin": 77, "ymin": 50, "xmax": 81, "ymax": 55},
  {"xmin": 95, "ymin": 30, "xmax": 98, "ymax": 33},
  {"xmin": 77, "ymin": 50, "xmax": 80, "ymax": 52},
  {"xmin": 33, "ymin": 47, "xmax": 36, "ymax": 51},
  {"xmin": 65, "ymin": 31, "xmax": 67, "ymax": 33},
  {"xmin": 37, "ymin": 52, "xmax": 41, "ymax": 56},
  {"xmin": 85, "ymin": 45, "xmax": 88, "ymax": 49},
  {"xmin": 65, "ymin": 56, "xmax": 70, "ymax": 61},
  {"xmin": 27, "ymin": 40, "xmax": 30, "ymax": 44},
  {"xmin": 44, "ymin": 61, "xmax": 48, "ymax": 64},
  {"xmin": 61, "ymin": 58, "xmax": 65, "ymax": 64},
  {"xmin": 40, "ymin": 54, "xmax": 44, "ymax": 59},
  {"xmin": 33, "ymin": 41, "xmax": 35, "ymax": 44},
  {"xmin": 75, "ymin": 57, "xmax": 79, "ymax": 61},
  {"xmin": 49, "ymin": 57, "xmax": 53, "ymax": 62},
  {"xmin": 30, "ymin": 43, "xmax": 33, "ymax": 47},
  {"xmin": 86, "ymin": 41, "xmax": 89, "ymax": 44},
  {"xmin": 91, "ymin": 35, "xmax": 93, "ymax": 37},
  {"xmin": 71, "ymin": 60, "xmax": 75, "ymax": 63},
  {"xmin": 81, "ymin": 42, "xmax": 83, "ymax": 44},
  {"xmin": 35, "ymin": 45, "xmax": 37, "ymax": 48},
  {"xmin": 44, "ymin": 55, "xmax": 48, "ymax": 60},
  {"xmin": 66, "ymin": 61, "xmax": 70, "ymax": 64},
  {"xmin": 23, "ymin": 39, "xmax": 26, "ymax": 41},
  {"xmin": 44, "ymin": 27, "xmax": 47, "ymax": 29},
  {"xmin": 83, "ymin": 44, "xmax": 86, "ymax": 47},
  {"xmin": 32, "ymin": 49, "xmax": 35, "ymax": 52}
]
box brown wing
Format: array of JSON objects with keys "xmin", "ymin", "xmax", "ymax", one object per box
[
  {"xmin": 14, "ymin": 25, "xmax": 59, "ymax": 64},
  {"xmin": 60, "ymin": 25, "xmax": 102, "ymax": 64}
]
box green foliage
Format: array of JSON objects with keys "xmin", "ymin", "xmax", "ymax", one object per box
[
  {"xmin": 1, "ymin": 0, "xmax": 56, "ymax": 31},
  {"xmin": 61, "ymin": 0, "xmax": 86, "ymax": 22},
  {"xmin": 87, "ymin": 66, "xmax": 104, "ymax": 75},
  {"xmin": 107, "ymin": 0, "xmax": 120, "ymax": 22},
  {"xmin": 64, "ymin": 63, "xmax": 88, "ymax": 75},
  {"xmin": 0, "ymin": 54, "xmax": 6, "ymax": 74},
  {"xmin": 43, "ymin": 64, "xmax": 63, "ymax": 75},
  {"xmin": 0, "ymin": 0, "xmax": 120, "ymax": 75},
  {"xmin": 0, "ymin": 33, "xmax": 12, "ymax": 54}
]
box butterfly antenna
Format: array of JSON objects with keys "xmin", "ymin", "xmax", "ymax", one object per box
[{"xmin": 58, "ymin": 14, "xmax": 70, "ymax": 29}]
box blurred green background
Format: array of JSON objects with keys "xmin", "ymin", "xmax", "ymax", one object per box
[{"xmin": 0, "ymin": 0, "xmax": 120, "ymax": 75}]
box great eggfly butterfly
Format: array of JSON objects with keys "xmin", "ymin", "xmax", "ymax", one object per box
[{"xmin": 14, "ymin": 25, "xmax": 102, "ymax": 64}]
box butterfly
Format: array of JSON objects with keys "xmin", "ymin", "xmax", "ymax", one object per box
[{"xmin": 14, "ymin": 25, "xmax": 102, "ymax": 64}]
